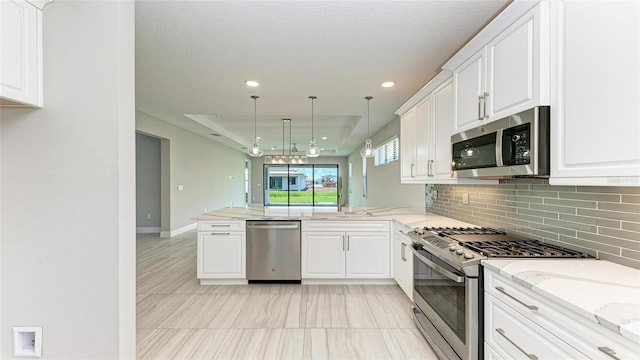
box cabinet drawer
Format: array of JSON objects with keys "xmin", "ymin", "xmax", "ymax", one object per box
[
  {"xmin": 197, "ymin": 220, "xmax": 244, "ymax": 232},
  {"xmin": 302, "ymin": 221, "xmax": 389, "ymax": 232},
  {"xmin": 485, "ymin": 268, "xmax": 640, "ymax": 359},
  {"xmin": 485, "ymin": 293, "xmax": 589, "ymax": 359}
]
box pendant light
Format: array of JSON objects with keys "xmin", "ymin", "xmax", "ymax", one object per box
[
  {"xmin": 306, "ymin": 96, "xmax": 320, "ymax": 157},
  {"xmin": 360, "ymin": 96, "xmax": 374, "ymax": 158},
  {"xmin": 248, "ymin": 95, "xmax": 263, "ymax": 157}
]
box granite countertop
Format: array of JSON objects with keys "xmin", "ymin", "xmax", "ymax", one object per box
[
  {"xmin": 483, "ymin": 259, "xmax": 640, "ymax": 344},
  {"xmin": 192, "ymin": 206, "xmax": 473, "ymax": 229}
]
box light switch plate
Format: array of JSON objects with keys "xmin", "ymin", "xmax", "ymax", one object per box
[{"xmin": 462, "ymin": 193, "xmax": 469, "ymax": 205}]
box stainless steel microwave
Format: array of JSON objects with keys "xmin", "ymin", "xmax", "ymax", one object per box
[{"xmin": 451, "ymin": 106, "xmax": 550, "ymax": 178}]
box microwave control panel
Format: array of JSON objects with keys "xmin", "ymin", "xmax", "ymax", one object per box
[{"xmin": 505, "ymin": 123, "xmax": 530, "ymax": 165}]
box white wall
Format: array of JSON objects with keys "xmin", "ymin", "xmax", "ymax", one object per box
[
  {"xmin": 136, "ymin": 111, "xmax": 247, "ymax": 232},
  {"xmin": 0, "ymin": 1, "xmax": 135, "ymax": 358},
  {"xmin": 348, "ymin": 117, "xmax": 425, "ymax": 210},
  {"xmin": 136, "ymin": 133, "xmax": 161, "ymax": 230}
]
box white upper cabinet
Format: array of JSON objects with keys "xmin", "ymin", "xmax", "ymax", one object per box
[
  {"xmin": 452, "ymin": 50, "xmax": 486, "ymax": 131},
  {"xmin": 431, "ymin": 79, "xmax": 457, "ymax": 180},
  {"xmin": 445, "ymin": 1, "xmax": 548, "ymax": 134},
  {"xmin": 399, "ymin": 107, "xmax": 417, "ymax": 180},
  {"xmin": 397, "ymin": 71, "xmax": 497, "ymax": 185},
  {"xmin": 400, "ymin": 97, "xmax": 431, "ymax": 183},
  {"xmin": 549, "ymin": 0, "xmax": 640, "ymax": 185},
  {"xmin": 0, "ymin": 0, "xmax": 46, "ymax": 107}
]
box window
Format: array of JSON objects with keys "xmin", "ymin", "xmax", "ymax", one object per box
[
  {"xmin": 263, "ymin": 164, "xmax": 339, "ymax": 206},
  {"xmin": 374, "ymin": 137, "xmax": 399, "ymax": 166}
]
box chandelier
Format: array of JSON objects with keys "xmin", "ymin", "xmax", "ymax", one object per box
[{"xmin": 266, "ymin": 119, "xmax": 308, "ymax": 164}]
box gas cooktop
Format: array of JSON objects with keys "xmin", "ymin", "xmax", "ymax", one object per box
[{"xmin": 410, "ymin": 226, "xmax": 591, "ymax": 270}]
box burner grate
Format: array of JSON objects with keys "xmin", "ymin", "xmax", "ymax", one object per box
[
  {"xmin": 462, "ymin": 240, "xmax": 589, "ymax": 258},
  {"xmin": 423, "ymin": 227, "xmax": 505, "ymax": 235}
]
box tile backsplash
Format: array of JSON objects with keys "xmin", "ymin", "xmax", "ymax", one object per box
[{"xmin": 426, "ymin": 180, "xmax": 640, "ymax": 269}]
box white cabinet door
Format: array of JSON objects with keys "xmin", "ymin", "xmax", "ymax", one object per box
[
  {"xmin": 198, "ymin": 232, "xmax": 245, "ymax": 278},
  {"xmin": 0, "ymin": 0, "xmax": 41, "ymax": 107},
  {"xmin": 453, "ymin": 49, "xmax": 485, "ymax": 133},
  {"xmin": 400, "ymin": 107, "xmax": 417, "ymax": 180},
  {"xmin": 486, "ymin": 6, "xmax": 540, "ymax": 120},
  {"xmin": 550, "ymin": 0, "xmax": 640, "ymax": 185},
  {"xmin": 414, "ymin": 97, "xmax": 431, "ymax": 179},
  {"xmin": 346, "ymin": 232, "xmax": 390, "ymax": 278},
  {"xmin": 393, "ymin": 230, "xmax": 407, "ymax": 291},
  {"xmin": 431, "ymin": 79, "xmax": 454, "ymax": 179},
  {"xmin": 393, "ymin": 229, "xmax": 413, "ymax": 300},
  {"xmin": 302, "ymin": 232, "xmax": 346, "ymax": 278}
]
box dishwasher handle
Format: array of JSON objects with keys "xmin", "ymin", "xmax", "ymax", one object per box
[{"xmin": 246, "ymin": 223, "xmax": 300, "ymax": 230}]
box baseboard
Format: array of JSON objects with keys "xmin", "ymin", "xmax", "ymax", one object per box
[
  {"xmin": 302, "ymin": 278, "xmax": 396, "ymax": 285},
  {"xmin": 136, "ymin": 227, "xmax": 161, "ymax": 234},
  {"xmin": 200, "ymin": 279, "xmax": 249, "ymax": 285},
  {"xmin": 160, "ymin": 223, "xmax": 197, "ymax": 238}
]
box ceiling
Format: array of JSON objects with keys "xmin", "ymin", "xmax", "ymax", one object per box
[{"xmin": 135, "ymin": 0, "xmax": 510, "ymax": 156}]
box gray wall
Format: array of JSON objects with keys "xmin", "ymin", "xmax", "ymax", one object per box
[
  {"xmin": 136, "ymin": 133, "xmax": 161, "ymax": 229},
  {"xmin": 250, "ymin": 156, "xmax": 349, "ymax": 206},
  {"xmin": 0, "ymin": 1, "xmax": 135, "ymax": 358},
  {"xmin": 427, "ymin": 181, "xmax": 640, "ymax": 269},
  {"xmin": 136, "ymin": 111, "xmax": 247, "ymax": 231},
  {"xmin": 348, "ymin": 117, "xmax": 426, "ymax": 210}
]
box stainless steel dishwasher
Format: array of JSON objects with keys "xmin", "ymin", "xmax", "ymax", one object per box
[{"xmin": 246, "ymin": 220, "xmax": 301, "ymax": 282}]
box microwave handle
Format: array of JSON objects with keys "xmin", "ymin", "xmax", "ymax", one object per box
[{"xmin": 496, "ymin": 128, "xmax": 504, "ymax": 167}]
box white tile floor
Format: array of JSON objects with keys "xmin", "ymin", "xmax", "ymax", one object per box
[{"xmin": 136, "ymin": 231, "xmax": 437, "ymax": 359}]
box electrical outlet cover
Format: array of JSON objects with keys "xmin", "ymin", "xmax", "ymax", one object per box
[{"xmin": 13, "ymin": 327, "xmax": 42, "ymax": 357}]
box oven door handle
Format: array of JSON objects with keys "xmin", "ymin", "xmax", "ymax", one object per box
[{"xmin": 410, "ymin": 247, "xmax": 465, "ymax": 283}]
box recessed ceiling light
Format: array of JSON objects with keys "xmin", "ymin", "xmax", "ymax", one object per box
[
  {"xmin": 256, "ymin": 136, "xmax": 261, "ymax": 140},
  {"xmin": 381, "ymin": 81, "xmax": 395, "ymax": 88},
  {"xmin": 320, "ymin": 148, "xmax": 325, "ymax": 151},
  {"xmin": 245, "ymin": 80, "xmax": 260, "ymax": 87},
  {"xmin": 321, "ymin": 136, "xmax": 327, "ymax": 140}
]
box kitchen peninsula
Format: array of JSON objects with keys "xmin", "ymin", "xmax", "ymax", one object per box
[{"xmin": 193, "ymin": 206, "xmax": 471, "ymax": 289}]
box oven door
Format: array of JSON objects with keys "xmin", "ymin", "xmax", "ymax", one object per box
[{"xmin": 411, "ymin": 245, "xmax": 479, "ymax": 360}]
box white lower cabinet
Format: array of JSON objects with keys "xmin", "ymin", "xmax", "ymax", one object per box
[
  {"xmin": 393, "ymin": 223, "xmax": 413, "ymax": 299},
  {"xmin": 485, "ymin": 266, "xmax": 640, "ymax": 359},
  {"xmin": 301, "ymin": 232, "xmax": 346, "ymax": 278},
  {"xmin": 197, "ymin": 220, "xmax": 245, "ymax": 282},
  {"xmin": 302, "ymin": 221, "xmax": 390, "ymax": 279},
  {"xmin": 485, "ymin": 293, "xmax": 588, "ymax": 359}
]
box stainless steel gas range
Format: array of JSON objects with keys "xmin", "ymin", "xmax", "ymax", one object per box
[{"xmin": 408, "ymin": 227, "xmax": 590, "ymax": 360}]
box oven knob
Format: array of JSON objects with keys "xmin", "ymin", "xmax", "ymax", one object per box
[
  {"xmin": 512, "ymin": 134, "xmax": 521, "ymax": 142},
  {"xmin": 456, "ymin": 248, "xmax": 464, "ymax": 255},
  {"xmin": 463, "ymin": 252, "xmax": 475, "ymax": 259},
  {"xmin": 449, "ymin": 245, "xmax": 457, "ymax": 251}
]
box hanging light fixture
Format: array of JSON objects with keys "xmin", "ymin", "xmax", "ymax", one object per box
[
  {"xmin": 361, "ymin": 96, "xmax": 374, "ymax": 158},
  {"xmin": 248, "ymin": 95, "xmax": 263, "ymax": 157},
  {"xmin": 265, "ymin": 119, "xmax": 308, "ymax": 164},
  {"xmin": 306, "ymin": 96, "xmax": 320, "ymax": 157}
]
